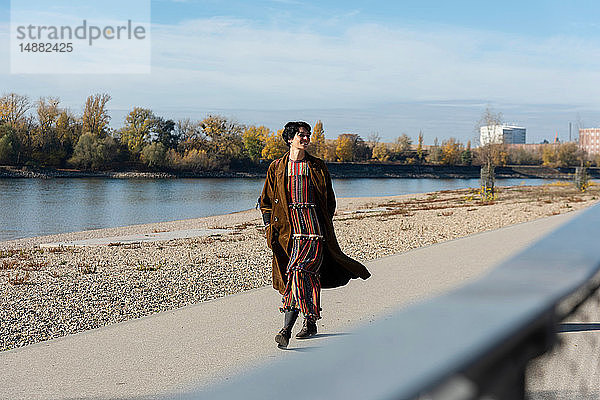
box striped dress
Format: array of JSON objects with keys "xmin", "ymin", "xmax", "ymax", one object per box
[{"xmin": 280, "ymin": 158, "xmax": 323, "ymax": 320}]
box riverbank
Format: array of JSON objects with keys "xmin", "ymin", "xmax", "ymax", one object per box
[
  {"xmin": 1, "ymin": 183, "xmax": 599, "ymax": 352},
  {"xmin": 1, "ymin": 164, "xmax": 598, "ymax": 180}
]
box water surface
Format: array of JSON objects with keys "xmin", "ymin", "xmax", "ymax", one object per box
[{"xmin": 0, "ymin": 177, "xmax": 563, "ymax": 241}]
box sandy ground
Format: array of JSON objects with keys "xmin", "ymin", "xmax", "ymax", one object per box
[{"xmin": 1, "ymin": 183, "xmax": 599, "ymax": 352}]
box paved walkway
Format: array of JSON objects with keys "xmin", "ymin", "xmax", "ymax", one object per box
[{"xmin": 0, "ymin": 212, "xmax": 577, "ymax": 399}]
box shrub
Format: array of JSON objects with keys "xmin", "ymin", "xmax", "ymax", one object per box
[
  {"xmin": 69, "ymin": 133, "xmax": 119, "ymax": 170},
  {"xmin": 0, "ymin": 130, "xmax": 19, "ymax": 165},
  {"xmin": 141, "ymin": 142, "xmax": 167, "ymax": 168}
]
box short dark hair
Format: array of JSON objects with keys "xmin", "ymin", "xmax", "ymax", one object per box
[{"xmin": 281, "ymin": 121, "xmax": 311, "ymax": 146}]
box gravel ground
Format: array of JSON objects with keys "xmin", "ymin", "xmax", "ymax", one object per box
[{"xmin": 1, "ymin": 183, "xmax": 598, "ymax": 352}]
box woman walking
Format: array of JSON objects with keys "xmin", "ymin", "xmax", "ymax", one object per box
[{"xmin": 260, "ymin": 121, "xmax": 371, "ymax": 349}]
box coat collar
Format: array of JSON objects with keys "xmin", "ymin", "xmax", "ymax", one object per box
[{"xmin": 275, "ymin": 151, "xmax": 316, "ymax": 179}]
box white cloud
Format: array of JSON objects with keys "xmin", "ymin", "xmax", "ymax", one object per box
[
  {"xmin": 146, "ymin": 18, "xmax": 600, "ymax": 108},
  {"xmin": 2, "ymin": 17, "xmax": 600, "ymax": 141}
]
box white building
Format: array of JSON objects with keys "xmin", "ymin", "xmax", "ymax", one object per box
[{"xmin": 480, "ymin": 125, "xmax": 526, "ymax": 145}]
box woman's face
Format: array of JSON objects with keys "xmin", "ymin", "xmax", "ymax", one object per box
[{"xmin": 290, "ymin": 127, "xmax": 311, "ymax": 151}]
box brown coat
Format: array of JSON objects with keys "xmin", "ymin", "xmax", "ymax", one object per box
[{"xmin": 260, "ymin": 151, "xmax": 371, "ymax": 294}]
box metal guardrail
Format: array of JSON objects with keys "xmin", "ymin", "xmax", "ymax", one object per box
[{"xmin": 181, "ymin": 203, "xmax": 600, "ymax": 400}]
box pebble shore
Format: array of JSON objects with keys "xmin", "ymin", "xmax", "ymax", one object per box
[{"xmin": 1, "ymin": 183, "xmax": 598, "ymax": 352}]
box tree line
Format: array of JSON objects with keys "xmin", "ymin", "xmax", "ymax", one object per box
[{"xmin": 0, "ymin": 92, "xmax": 593, "ymax": 172}]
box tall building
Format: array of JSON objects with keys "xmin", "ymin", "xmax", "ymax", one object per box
[
  {"xmin": 579, "ymin": 128, "xmax": 600, "ymax": 155},
  {"xmin": 480, "ymin": 125, "xmax": 526, "ymax": 145}
]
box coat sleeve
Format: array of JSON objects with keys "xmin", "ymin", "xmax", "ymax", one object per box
[
  {"xmin": 260, "ymin": 161, "xmax": 275, "ymax": 226},
  {"xmin": 324, "ymin": 164, "xmax": 336, "ymax": 219}
]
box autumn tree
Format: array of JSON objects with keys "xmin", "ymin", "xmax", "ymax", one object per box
[
  {"xmin": 176, "ymin": 119, "xmax": 204, "ymax": 152},
  {"xmin": 28, "ymin": 97, "xmax": 68, "ymax": 165},
  {"xmin": 119, "ymin": 107, "xmax": 155, "ymax": 155},
  {"xmin": 82, "ymin": 93, "xmax": 111, "ymax": 137},
  {"xmin": 557, "ymin": 142, "xmax": 580, "ymax": 167},
  {"xmin": 309, "ymin": 120, "xmax": 327, "ymax": 159},
  {"xmin": 372, "ymin": 142, "xmax": 390, "ymax": 161},
  {"xmin": 36, "ymin": 97, "xmax": 60, "ymax": 134},
  {"xmin": 335, "ymin": 133, "xmax": 369, "ymax": 162},
  {"xmin": 440, "ymin": 138, "xmax": 463, "ymax": 165},
  {"xmin": 416, "ymin": 131, "xmax": 424, "ymax": 163},
  {"xmin": 335, "ymin": 135, "xmax": 353, "ymax": 162},
  {"xmin": 262, "ymin": 129, "xmax": 288, "ymax": 160},
  {"xmin": 477, "ymin": 108, "xmax": 504, "ymax": 197},
  {"xmin": 56, "ymin": 109, "xmax": 82, "ymax": 156},
  {"xmin": 243, "ymin": 125, "xmax": 269, "ymax": 162},
  {"xmin": 507, "ymin": 146, "xmax": 542, "ymax": 165},
  {"xmin": 394, "ymin": 133, "xmax": 412, "ymax": 153},
  {"xmin": 541, "ymin": 145, "xmax": 558, "ymax": 166},
  {"xmin": 367, "ymin": 132, "xmax": 381, "ymax": 149},
  {"xmin": 427, "ymin": 137, "xmax": 442, "ymax": 164},
  {"xmin": 200, "ymin": 115, "xmax": 244, "ymax": 167},
  {"xmin": 0, "ymin": 93, "xmax": 31, "ymax": 128},
  {"xmin": 322, "ymin": 140, "xmax": 337, "ymax": 162}
]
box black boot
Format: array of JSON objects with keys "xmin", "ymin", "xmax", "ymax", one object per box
[
  {"xmin": 275, "ymin": 310, "xmax": 299, "ymax": 348},
  {"xmin": 295, "ymin": 317, "xmax": 317, "ymax": 339}
]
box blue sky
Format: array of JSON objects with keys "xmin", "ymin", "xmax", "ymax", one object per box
[{"xmin": 1, "ymin": 0, "xmax": 600, "ymax": 144}]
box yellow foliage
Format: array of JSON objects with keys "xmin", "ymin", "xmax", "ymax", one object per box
[
  {"xmin": 261, "ymin": 130, "xmax": 288, "ymax": 160},
  {"xmin": 542, "ymin": 145, "xmax": 558, "ymax": 167},
  {"xmin": 372, "ymin": 142, "xmax": 390, "ymax": 161},
  {"xmin": 335, "ymin": 135, "xmax": 354, "ymax": 162},
  {"xmin": 310, "ymin": 120, "xmax": 326, "ymax": 158},
  {"xmin": 243, "ymin": 125, "xmax": 270, "ymax": 142},
  {"xmin": 440, "ymin": 138, "xmax": 462, "ymax": 165}
]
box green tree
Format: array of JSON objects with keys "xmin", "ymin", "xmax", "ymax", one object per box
[
  {"xmin": 0, "ymin": 127, "xmax": 19, "ymax": 164},
  {"xmin": 461, "ymin": 140, "xmax": 473, "ymax": 165},
  {"xmin": 153, "ymin": 117, "xmax": 178, "ymax": 150}
]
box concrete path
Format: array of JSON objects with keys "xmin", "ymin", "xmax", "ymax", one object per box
[{"xmin": 0, "ymin": 212, "xmax": 578, "ymax": 399}]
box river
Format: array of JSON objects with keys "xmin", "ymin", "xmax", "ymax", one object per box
[{"xmin": 0, "ymin": 177, "xmax": 564, "ymax": 241}]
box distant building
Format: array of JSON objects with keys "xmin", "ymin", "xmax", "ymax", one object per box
[
  {"xmin": 579, "ymin": 128, "xmax": 600, "ymax": 155},
  {"xmin": 480, "ymin": 125, "xmax": 526, "ymax": 145}
]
